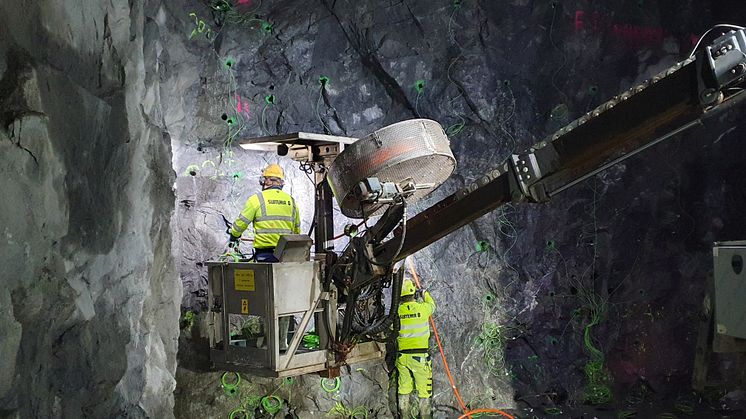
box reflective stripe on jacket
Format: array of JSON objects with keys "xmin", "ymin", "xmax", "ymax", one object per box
[
  {"xmin": 229, "ymin": 188, "xmax": 301, "ymax": 249},
  {"xmin": 397, "ymin": 291, "xmax": 436, "ymax": 352}
]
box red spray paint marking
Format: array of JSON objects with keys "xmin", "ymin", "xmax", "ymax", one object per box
[
  {"xmin": 237, "ymin": 0, "xmax": 252, "ymax": 4},
  {"xmin": 574, "ymin": 10, "xmax": 697, "ymax": 49},
  {"xmin": 236, "ymin": 95, "xmax": 250, "ymax": 118}
]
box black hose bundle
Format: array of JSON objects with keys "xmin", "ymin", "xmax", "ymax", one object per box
[{"xmin": 352, "ymin": 268, "xmax": 404, "ymax": 338}]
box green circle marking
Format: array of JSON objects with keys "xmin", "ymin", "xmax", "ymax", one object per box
[
  {"xmin": 261, "ymin": 21, "xmax": 273, "ymax": 33},
  {"xmin": 261, "ymin": 395, "xmax": 283, "ymax": 414},
  {"xmin": 550, "ymin": 103, "xmax": 569, "ymax": 121},
  {"xmin": 482, "ymin": 293, "xmax": 495, "ymax": 305},
  {"xmin": 476, "ymin": 240, "xmax": 490, "ymax": 252},
  {"xmin": 321, "ymin": 377, "xmax": 341, "ymax": 392},
  {"xmin": 544, "ymin": 407, "xmax": 563, "ymax": 415},
  {"xmin": 351, "ymin": 407, "xmax": 368, "ymax": 419},
  {"xmin": 221, "ymin": 371, "xmax": 241, "ymax": 389},
  {"xmin": 414, "ymin": 79, "xmax": 426, "ymax": 93},
  {"xmin": 319, "ymin": 75, "xmax": 330, "ymax": 86},
  {"xmin": 265, "ymin": 94, "xmax": 275, "ymax": 104},
  {"xmin": 228, "ymin": 408, "xmax": 249, "ymax": 419},
  {"xmin": 446, "ymin": 122, "xmax": 465, "ymax": 136}
]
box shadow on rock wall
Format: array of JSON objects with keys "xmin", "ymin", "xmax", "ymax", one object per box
[{"xmin": 1, "ymin": 1, "xmax": 179, "ymax": 418}]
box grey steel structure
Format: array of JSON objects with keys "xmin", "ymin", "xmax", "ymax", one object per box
[
  {"xmin": 206, "ymin": 236, "xmax": 385, "ymax": 377},
  {"xmin": 713, "ymin": 241, "xmax": 746, "ymax": 340},
  {"xmin": 327, "ymin": 119, "xmax": 456, "ymax": 218}
]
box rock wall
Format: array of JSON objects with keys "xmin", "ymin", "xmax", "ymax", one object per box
[
  {"xmin": 171, "ymin": 0, "xmax": 746, "ymax": 417},
  {"xmin": 1, "ymin": 0, "xmax": 744, "ymax": 417},
  {"xmin": 0, "ymin": 1, "xmax": 179, "ymax": 418}
]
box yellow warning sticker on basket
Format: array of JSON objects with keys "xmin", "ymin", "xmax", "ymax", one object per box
[
  {"xmin": 234, "ymin": 269, "xmax": 255, "ymax": 291},
  {"xmin": 241, "ymin": 299, "xmax": 249, "ymax": 314}
]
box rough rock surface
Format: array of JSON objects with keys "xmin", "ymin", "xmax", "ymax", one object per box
[
  {"xmin": 2, "ymin": 0, "xmax": 745, "ymax": 418},
  {"xmin": 171, "ymin": 0, "xmax": 746, "ymax": 417},
  {"xmin": 0, "ymin": 1, "xmax": 179, "ymax": 418}
]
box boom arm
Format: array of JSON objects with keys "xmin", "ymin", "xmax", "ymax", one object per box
[{"xmin": 376, "ymin": 28, "xmax": 746, "ymax": 262}]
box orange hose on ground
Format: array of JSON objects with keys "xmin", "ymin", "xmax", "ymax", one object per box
[
  {"xmin": 458, "ymin": 409, "xmax": 516, "ymax": 419},
  {"xmin": 406, "ymin": 259, "xmax": 515, "ymax": 419}
]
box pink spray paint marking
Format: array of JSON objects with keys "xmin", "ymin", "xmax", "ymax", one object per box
[
  {"xmin": 236, "ymin": 95, "xmax": 251, "ymax": 119},
  {"xmin": 237, "ymin": 0, "xmax": 252, "ymax": 4},
  {"xmin": 574, "ymin": 10, "xmax": 697, "ymax": 49}
]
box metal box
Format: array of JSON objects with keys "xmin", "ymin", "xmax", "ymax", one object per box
[
  {"xmin": 713, "ymin": 241, "xmax": 746, "ymax": 339},
  {"xmin": 205, "ymin": 260, "xmax": 385, "ymax": 377}
]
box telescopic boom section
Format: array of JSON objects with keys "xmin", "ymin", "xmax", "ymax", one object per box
[{"xmin": 379, "ymin": 28, "xmax": 746, "ymax": 262}]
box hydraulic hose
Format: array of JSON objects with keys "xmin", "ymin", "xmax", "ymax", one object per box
[{"xmin": 355, "ymin": 269, "xmax": 404, "ymax": 336}]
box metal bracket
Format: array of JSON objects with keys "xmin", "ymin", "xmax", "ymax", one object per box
[
  {"xmin": 508, "ymin": 142, "xmax": 560, "ymax": 202},
  {"xmin": 280, "ymin": 291, "xmax": 324, "ymax": 370},
  {"xmin": 698, "ymin": 29, "xmax": 746, "ymax": 106}
]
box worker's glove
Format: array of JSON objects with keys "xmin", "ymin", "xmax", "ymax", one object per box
[
  {"xmin": 414, "ymin": 289, "xmax": 425, "ymax": 301},
  {"xmin": 227, "ymin": 229, "xmax": 240, "ymax": 244}
]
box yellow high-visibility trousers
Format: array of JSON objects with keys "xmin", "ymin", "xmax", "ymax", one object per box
[{"xmin": 396, "ymin": 352, "xmax": 432, "ymax": 398}]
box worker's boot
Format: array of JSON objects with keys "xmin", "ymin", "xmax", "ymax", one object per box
[
  {"xmin": 278, "ymin": 317, "xmax": 290, "ymax": 351},
  {"xmin": 397, "ymin": 395, "xmax": 411, "ymax": 418},
  {"xmin": 418, "ymin": 398, "xmax": 432, "ymax": 419}
]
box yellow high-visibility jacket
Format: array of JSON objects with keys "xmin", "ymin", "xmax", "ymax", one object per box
[
  {"xmin": 229, "ymin": 188, "xmax": 301, "ymax": 249},
  {"xmin": 397, "ymin": 291, "xmax": 436, "ymax": 352}
]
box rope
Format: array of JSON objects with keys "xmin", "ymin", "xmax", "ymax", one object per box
[{"xmin": 406, "ymin": 259, "xmax": 514, "ymax": 419}]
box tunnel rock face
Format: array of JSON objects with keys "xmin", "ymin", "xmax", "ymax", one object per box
[
  {"xmin": 2, "ymin": 0, "xmax": 745, "ymax": 417},
  {"xmin": 169, "ymin": 0, "xmax": 746, "ymax": 417},
  {"xmin": 0, "ymin": 1, "xmax": 179, "ymax": 418}
]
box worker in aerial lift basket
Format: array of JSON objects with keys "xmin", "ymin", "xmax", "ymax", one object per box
[
  {"xmin": 227, "ymin": 163, "xmax": 301, "ymax": 262},
  {"xmin": 227, "ymin": 164, "xmax": 300, "ymax": 351},
  {"xmin": 396, "ymin": 278, "xmax": 436, "ymax": 419}
]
